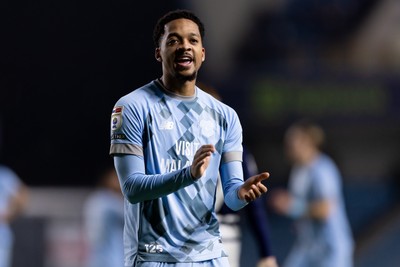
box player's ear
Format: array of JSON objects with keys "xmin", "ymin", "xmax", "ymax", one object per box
[
  {"xmin": 202, "ymin": 47, "xmax": 205, "ymax": 62},
  {"xmin": 155, "ymin": 48, "xmax": 162, "ymax": 62}
]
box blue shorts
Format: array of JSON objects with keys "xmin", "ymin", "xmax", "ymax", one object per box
[{"xmin": 135, "ymin": 257, "xmax": 230, "ymax": 267}]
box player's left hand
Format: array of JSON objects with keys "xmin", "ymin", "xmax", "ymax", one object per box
[
  {"xmin": 268, "ymin": 188, "xmax": 291, "ymax": 215},
  {"xmin": 238, "ymin": 172, "xmax": 269, "ymax": 202},
  {"xmin": 257, "ymin": 256, "xmax": 279, "ymax": 267}
]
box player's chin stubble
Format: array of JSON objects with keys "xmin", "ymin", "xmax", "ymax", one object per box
[{"xmin": 176, "ymin": 71, "xmax": 197, "ymax": 82}]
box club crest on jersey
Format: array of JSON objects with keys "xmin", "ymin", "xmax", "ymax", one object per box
[
  {"xmin": 111, "ymin": 106, "xmax": 123, "ymax": 131},
  {"xmin": 159, "ymin": 120, "xmax": 174, "ymax": 130},
  {"xmin": 200, "ymin": 119, "xmax": 215, "ymax": 137}
]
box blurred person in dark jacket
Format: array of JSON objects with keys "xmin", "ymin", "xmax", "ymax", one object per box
[
  {"xmin": 216, "ymin": 147, "xmax": 278, "ymax": 267},
  {"xmin": 202, "ymin": 83, "xmax": 278, "ymax": 267}
]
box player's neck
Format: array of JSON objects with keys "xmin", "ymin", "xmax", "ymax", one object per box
[{"xmin": 159, "ymin": 76, "xmax": 196, "ymax": 97}]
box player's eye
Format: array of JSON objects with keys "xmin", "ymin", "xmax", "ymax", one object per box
[{"xmin": 167, "ymin": 39, "xmax": 179, "ymax": 46}]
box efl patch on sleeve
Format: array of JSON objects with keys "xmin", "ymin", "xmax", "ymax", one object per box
[
  {"xmin": 111, "ymin": 106, "xmax": 123, "ymax": 131},
  {"xmin": 112, "ymin": 106, "xmax": 123, "ymax": 114}
]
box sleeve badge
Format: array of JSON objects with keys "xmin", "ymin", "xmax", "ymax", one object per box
[{"xmin": 111, "ymin": 106, "xmax": 123, "ymax": 131}]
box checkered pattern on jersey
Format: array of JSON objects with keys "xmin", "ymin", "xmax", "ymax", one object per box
[
  {"xmin": 141, "ymin": 96, "xmax": 227, "ymax": 259},
  {"xmin": 157, "ymin": 96, "xmax": 227, "ymax": 163}
]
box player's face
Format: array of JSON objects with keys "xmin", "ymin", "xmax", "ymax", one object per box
[
  {"xmin": 284, "ymin": 128, "xmax": 306, "ymax": 163},
  {"xmin": 155, "ymin": 18, "xmax": 205, "ymax": 82}
]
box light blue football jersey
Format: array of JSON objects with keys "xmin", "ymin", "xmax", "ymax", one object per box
[
  {"xmin": 110, "ymin": 80, "xmax": 245, "ymax": 265},
  {"xmin": 0, "ymin": 165, "xmax": 22, "ymax": 267},
  {"xmin": 83, "ymin": 189, "xmax": 125, "ymax": 267},
  {"xmin": 285, "ymin": 154, "xmax": 354, "ymax": 267}
]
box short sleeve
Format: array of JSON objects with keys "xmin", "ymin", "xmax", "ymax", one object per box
[
  {"xmin": 311, "ymin": 160, "xmax": 341, "ymax": 200},
  {"xmin": 109, "ymin": 95, "xmax": 144, "ymax": 156}
]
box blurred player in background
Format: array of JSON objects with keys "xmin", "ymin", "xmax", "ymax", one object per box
[
  {"xmin": 0, "ymin": 151, "xmax": 28, "ymax": 267},
  {"xmin": 83, "ymin": 166, "xmax": 124, "ymax": 267},
  {"xmin": 109, "ymin": 9, "xmax": 270, "ymax": 267},
  {"xmin": 269, "ymin": 119, "xmax": 354, "ymax": 267}
]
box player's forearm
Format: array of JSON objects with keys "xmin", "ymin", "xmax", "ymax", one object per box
[
  {"xmin": 287, "ymin": 197, "xmax": 331, "ymax": 220},
  {"xmin": 122, "ymin": 167, "xmax": 194, "ymax": 203},
  {"xmin": 309, "ymin": 200, "xmax": 331, "ymax": 220},
  {"xmin": 2, "ymin": 186, "xmax": 28, "ymax": 222},
  {"xmin": 114, "ymin": 155, "xmax": 195, "ymax": 204},
  {"xmin": 224, "ymin": 183, "xmax": 247, "ymax": 211},
  {"xmin": 220, "ymin": 161, "xmax": 248, "ymax": 211}
]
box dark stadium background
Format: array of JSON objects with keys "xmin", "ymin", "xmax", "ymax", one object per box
[
  {"xmin": 1, "ymin": 1, "xmax": 180, "ymax": 186},
  {"xmin": 1, "ymin": 1, "xmax": 400, "ymax": 267},
  {"xmin": 2, "ymin": 0, "xmax": 398, "ymax": 188}
]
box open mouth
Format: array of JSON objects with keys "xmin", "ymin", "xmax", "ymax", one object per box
[{"xmin": 175, "ymin": 56, "xmax": 193, "ymax": 67}]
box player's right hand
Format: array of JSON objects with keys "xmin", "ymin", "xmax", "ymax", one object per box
[{"xmin": 190, "ymin": 144, "xmax": 215, "ymax": 179}]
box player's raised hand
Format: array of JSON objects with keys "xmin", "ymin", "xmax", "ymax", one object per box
[
  {"xmin": 238, "ymin": 172, "xmax": 269, "ymax": 202},
  {"xmin": 190, "ymin": 144, "xmax": 215, "ymax": 179}
]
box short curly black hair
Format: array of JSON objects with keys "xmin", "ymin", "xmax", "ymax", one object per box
[{"xmin": 153, "ymin": 9, "xmax": 205, "ymax": 48}]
